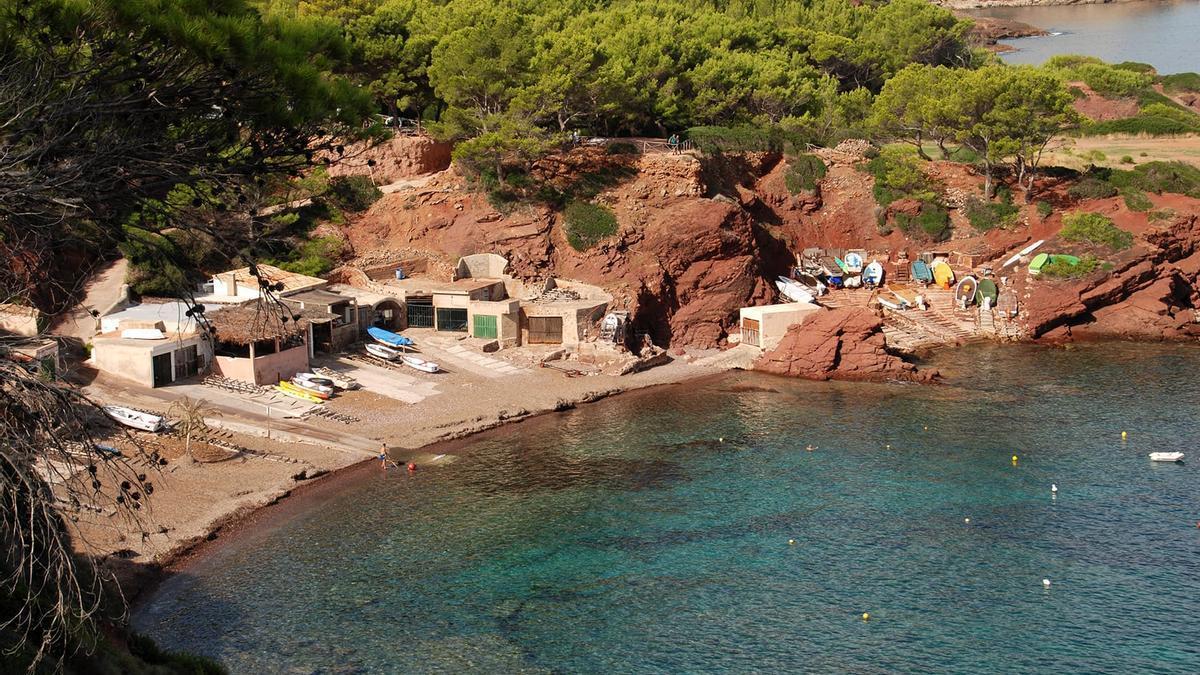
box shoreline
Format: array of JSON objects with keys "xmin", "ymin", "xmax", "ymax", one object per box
[
  {"xmin": 119, "ymin": 367, "xmax": 733, "ymax": 609},
  {"xmin": 121, "ymin": 331, "xmax": 1195, "ymax": 611}
]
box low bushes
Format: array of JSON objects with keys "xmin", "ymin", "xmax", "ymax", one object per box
[
  {"xmin": 1122, "ymin": 189, "xmax": 1153, "ymax": 212},
  {"xmin": 895, "ymin": 202, "xmax": 951, "ymax": 242},
  {"xmin": 1040, "ymin": 253, "xmax": 1101, "ymax": 279},
  {"xmin": 864, "ymin": 146, "xmax": 934, "ymax": 206},
  {"xmin": 964, "ymin": 189, "xmax": 1020, "ymax": 232},
  {"xmin": 784, "ymin": 154, "xmax": 827, "ymax": 194},
  {"xmin": 1068, "ymin": 177, "xmax": 1118, "ymax": 200},
  {"xmin": 1161, "ymin": 72, "xmax": 1200, "ymax": 94},
  {"xmin": 1085, "ymin": 103, "xmax": 1200, "ymax": 136},
  {"xmin": 563, "ymin": 201, "xmax": 618, "ymax": 250},
  {"xmin": 323, "ymin": 175, "xmax": 382, "ymax": 212},
  {"xmin": 686, "ymin": 125, "xmax": 799, "ymax": 154},
  {"xmin": 1060, "ymin": 211, "xmax": 1133, "ymax": 250},
  {"xmin": 272, "ymin": 236, "xmax": 346, "ymax": 277},
  {"xmin": 1036, "ymin": 200, "xmax": 1053, "ymax": 218}
]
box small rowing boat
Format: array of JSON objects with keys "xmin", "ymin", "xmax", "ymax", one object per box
[
  {"xmin": 911, "ymin": 260, "xmax": 933, "ymax": 284},
  {"xmin": 955, "ymin": 276, "xmax": 977, "ymax": 306},
  {"xmin": 1149, "ymin": 452, "xmax": 1184, "ymax": 462},
  {"xmin": 294, "ymin": 372, "xmax": 336, "ymax": 390},
  {"xmin": 103, "ymin": 405, "xmax": 166, "ymax": 432},
  {"xmin": 368, "ymin": 326, "xmax": 414, "ymax": 348},
  {"xmin": 365, "ymin": 343, "xmax": 400, "ymax": 361},
  {"xmin": 275, "ymin": 382, "xmax": 324, "ymax": 403},
  {"xmin": 776, "ymin": 277, "xmax": 816, "ymax": 304},
  {"xmin": 793, "ymin": 271, "xmax": 827, "ymax": 296},
  {"xmin": 401, "ymin": 354, "xmax": 440, "ymax": 373},
  {"xmin": 862, "ymin": 261, "xmax": 884, "ymax": 286},
  {"xmin": 287, "ymin": 378, "xmax": 332, "ymax": 399}
]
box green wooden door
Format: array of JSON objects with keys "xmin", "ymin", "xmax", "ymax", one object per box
[{"xmin": 473, "ymin": 314, "xmax": 498, "ymax": 339}]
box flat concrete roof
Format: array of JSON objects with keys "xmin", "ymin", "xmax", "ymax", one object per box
[
  {"xmin": 289, "ymin": 289, "xmax": 353, "ymax": 305},
  {"xmin": 92, "ymin": 330, "xmax": 201, "ymax": 349},
  {"xmin": 740, "ymin": 303, "xmax": 821, "ymax": 320},
  {"xmin": 326, "ymin": 284, "xmax": 401, "ymax": 307}
]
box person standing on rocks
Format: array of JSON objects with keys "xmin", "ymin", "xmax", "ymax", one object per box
[{"xmin": 379, "ymin": 443, "xmax": 388, "ymax": 469}]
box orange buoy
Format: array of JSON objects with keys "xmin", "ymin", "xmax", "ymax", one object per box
[{"xmin": 407, "ymin": 462, "xmax": 417, "ymax": 472}]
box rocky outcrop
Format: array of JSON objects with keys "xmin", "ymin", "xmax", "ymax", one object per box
[
  {"xmin": 326, "ymin": 135, "xmax": 453, "ymax": 184},
  {"xmin": 1022, "ymin": 212, "xmax": 1200, "ymax": 340},
  {"xmin": 753, "ymin": 307, "xmax": 937, "ymax": 382}
]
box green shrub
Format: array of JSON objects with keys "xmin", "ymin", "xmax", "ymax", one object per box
[
  {"xmin": 895, "ymin": 202, "xmax": 950, "ymax": 242},
  {"xmin": 1120, "ymin": 155, "xmax": 1135, "ymax": 164},
  {"xmin": 323, "ymin": 175, "xmax": 382, "ymax": 212},
  {"xmin": 963, "ymin": 190, "xmax": 1020, "ymax": 232},
  {"xmin": 605, "ymin": 141, "xmax": 640, "ymax": 155},
  {"xmin": 563, "ymin": 201, "xmax": 618, "ymax": 250},
  {"xmin": 1160, "ymin": 72, "xmax": 1200, "ymax": 94},
  {"xmin": 1122, "ymin": 189, "xmax": 1153, "ymax": 212},
  {"xmin": 272, "ymin": 236, "xmax": 346, "ymax": 277},
  {"xmin": 1128, "ymin": 160, "xmax": 1200, "ymax": 195},
  {"xmin": 784, "ymin": 154, "xmax": 827, "ymax": 194},
  {"xmin": 1040, "ymin": 253, "xmax": 1101, "ymax": 279},
  {"xmin": 1036, "ymin": 200, "xmax": 1053, "ymax": 218},
  {"xmin": 1114, "ymin": 61, "xmax": 1156, "ymax": 75},
  {"xmin": 127, "ymin": 631, "xmax": 228, "ymax": 674},
  {"xmin": 1068, "ymin": 177, "xmax": 1118, "ymax": 200},
  {"xmin": 864, "ymin": 146, "xmax": 934, "ymax": 206},
  {"xmin": 1060, "ymin": 211, "xmax": 1134, "ymax": 250},
  {"xmin": 1085, "ymin": 103, "xmax": 1200, "ymax": 136},
  {"xmin": 686, "ymin": 125, "xmax": 797, "ymax": 154}
]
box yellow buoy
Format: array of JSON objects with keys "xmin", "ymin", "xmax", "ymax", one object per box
[
  {"xmin": 719, "ymin": 437, "xmax": 724, "ymax": 443},
  {"xmin": 1012, "ymin": 455, "xmax": 1019, "ymax": 464},
  {"xmin": 788, "ymin": 539, "xmax": 796, "ymax": 546},
  {"xmin": 862, "ymin": 612, "xmax": 871, "ymax": 621},
  {"xmin": 1121, "ymin": 431, "xmax": 1128, "ymax": 440}
]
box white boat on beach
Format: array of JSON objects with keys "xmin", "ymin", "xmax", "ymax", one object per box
[
  {"xmin": 103, "ymin": 405, "xmax": 166, "ymax": 433},
  {"xmin": 775, "ymin": 277, "xmax": 816, "ymax": 304},
  {"xmin": 365, "ymin": 343, "xmax": 400, "ymax": 361},
  {"xmin": 1149, "ymin": 452, "xmax": 1184, "ymax": 462},
  {"xmin": 290, "ymin": 376, "xmax": 333, "ymax": 396},
  {"xmin": 401, "ymin": 354, "xmax": 440, "ymax": 373}
]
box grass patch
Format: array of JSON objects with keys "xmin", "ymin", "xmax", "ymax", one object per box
[
  {"xmin": 267, "ymin": 235, "xmax": 346, "ymax": 277},
  {"xmin": 1148, "ymin": 207, "xmax": 1177, "ymax": 222},
  {"xmin": 563, "ymin": 201, "xmax": 618, "ymax": 250},
  {"xmin": 1036, "ymin": 200, "xmax": 1053, "ymax": 218},
  {"xmin": 1047, "ymin": 55, "xmax": 1153, "ymax": 97},
  {"xmin": 1060, "ymin": 211, "xmax": 1134, "ymax": 250},
  {"xmin": 1040, "ymin": 253, "xmax": 1101, "ymax": 279},
  {"xmin": 784, "ymin": 154, "xmax": 827, "ymax": 194}
]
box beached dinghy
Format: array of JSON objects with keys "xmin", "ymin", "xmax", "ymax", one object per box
[
  {"xmin": 1149, "ymin": 452, "xmax": 1184, "ymax": 462},
  {"xmin": 283, "ymin": 379, "xmax": 330, "ymax": 400},
  {"xmin": 862, "ymin": 261, "xmax": 884, "ymax": 286},
  {"xmin": 1028, "ymin": 253, "xmax": 1081, "ymax": 276},
  {"xmin": 365, "ymin": 343, "xmax": 400, "ymax": 361},
  {"xmin": 289, "ymin": 377, "xmax": 333, "ymax": 397},
  {"xmin": 275, "ymin": 382, "xmax": 323, "ymax": 404},
  {"xmin": 911, "ymin": 260, "xmax": 933, "ymax": 284},
  {"xmin": 401, "ymin": 354, "xmax": 440, "ymax": 373},
  {"xmin": 294, "ymin": 373, "xmax": 336, "ymax": 389},
  {"xmin": 975, "ymin": 278, "xmax": 1000, "ymax": 307},
  {"xmin": 954, "ymin": 277, "xmax": 978, "ymax": 307},
  {"xmin": 794, "ymin": 271, "xmax": 827, "ymax": 296},
  {"xmin": 103, "ymin": 405, "xmax": 166, "ymax": 433},
  {"xmin": 367, "ymin": 326, "xmax": 414, "ymax": 348},
  {"xmin": 843, "ymin": 251, "xmax": 864, "ymax": 273},
  {"xmin": 931, "ymin": 261, "xmax": 955, "ymax": 288},
  {"xmin": 776, "ymin": 277, "xmax": 816, "ymax": 304}
]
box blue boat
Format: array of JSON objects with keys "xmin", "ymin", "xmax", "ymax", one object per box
[
  {"xmin": 368, "ymin": 326, "xmax": 414, "ymax": 348},
  {"xmin": 911, "ymin": 260, "xmax": 933, "ymax": 283}
]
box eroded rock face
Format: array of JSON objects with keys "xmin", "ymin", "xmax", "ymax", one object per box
[
  {"xmin": 326, "ymin": 135, "xmax": 453, "ymax": 183},
  {"xmin": 1022, "ymin": 213, "xmax": 1200, "ymax": 340},
  {"xmin": 753, "ymin": 307, "xmax": 936, "ymax": 382}
]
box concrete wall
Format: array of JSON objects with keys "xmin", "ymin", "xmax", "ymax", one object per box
[
  {"xmin": 739, "ymin": 304, "xmax": 820, "ymax": 349},
  {"xmin": 455, "ymin": 253, "xmax": 508, "ymax": 279},
  {"xmin": 213, "ymin": 342, "xmax": 308, "ymax": 385},
  {"xmin": 468, "ymin": 299, "xmax": 521, "ymax": 345},
  {"xmin": 0, "ymin": 309, "xmax": 40, "ymax": 337},
  {"xmin": 520, "ymin": 299, "xmax": 607, "ymax": 346},
  {"xmin": 92, "ymin": 335, "xmax": 208, "ymax": 388}
]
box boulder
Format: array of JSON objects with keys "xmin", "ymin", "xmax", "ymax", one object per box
[{"xmin": 753, "ymin": 307, "xmax": 936, "ymax": 383}]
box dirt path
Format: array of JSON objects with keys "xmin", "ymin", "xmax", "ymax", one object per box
[{"xmin": 50, "ymin": 258, "xmax": 129, "ymax": 343}]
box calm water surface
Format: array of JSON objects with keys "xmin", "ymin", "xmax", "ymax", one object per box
[
  {"xmin": 135, "ymin": 343, "xmax": 1200, "ymax": 673},
  {"xmin": 968, "ymin": 1, "xmax": 1200, "ymax": 73}
]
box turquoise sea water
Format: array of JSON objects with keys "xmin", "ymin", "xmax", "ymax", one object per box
[{"xmin": 134, "ymin": 343, "xmax": 1200, "ymax": 673}]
